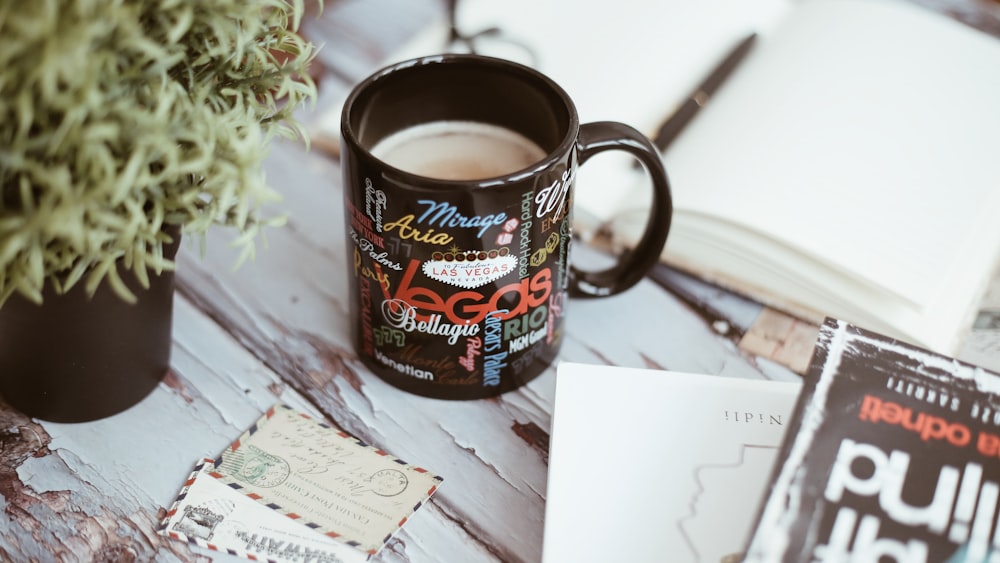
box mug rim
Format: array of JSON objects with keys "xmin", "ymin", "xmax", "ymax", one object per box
[{"xmin": 340, "ymin": 54, "xmax": 581, "ymax": 190}]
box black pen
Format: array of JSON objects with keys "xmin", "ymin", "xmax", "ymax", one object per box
[{"xmin": 648, "ymin": 33, "xmax": 758, "ymax": 154}]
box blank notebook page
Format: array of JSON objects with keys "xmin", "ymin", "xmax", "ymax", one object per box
[{"xmin": 662, "ymin": 0, "xmax": 1000, "ymax": 309}]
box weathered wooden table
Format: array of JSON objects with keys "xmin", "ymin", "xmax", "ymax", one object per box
[{"xmin": 3, "ymin": 1, "xmax": 1000, "ymax": 561}]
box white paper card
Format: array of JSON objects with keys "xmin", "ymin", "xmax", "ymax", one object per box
[{"xmin": 543, "ymin": 362, "xmax": 802, "ymax": 563}]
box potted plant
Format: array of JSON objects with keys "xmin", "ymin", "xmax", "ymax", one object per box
[{"xmin": 0, "ymin": 0, "xmax": 320, "ymax": 422}]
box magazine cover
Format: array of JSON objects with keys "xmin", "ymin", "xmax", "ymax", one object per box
[{"xmin": 743, "ymin": 318, "xmax": 1000, "ymax": 562}]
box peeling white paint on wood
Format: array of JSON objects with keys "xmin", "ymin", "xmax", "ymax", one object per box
[{"xmin": 2, "ymin": 1, "xmax": 999, "ymax": 561}]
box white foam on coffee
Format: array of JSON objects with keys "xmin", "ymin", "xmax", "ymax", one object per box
[{"xmin": 370, "ymin": 121, "xmax": 546, "ymax": 180}]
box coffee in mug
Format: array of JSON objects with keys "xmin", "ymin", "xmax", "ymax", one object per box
[
  {"xmin": 370, "ymin": 120, "xmax": 546, "ymax": 181},
  {"xmin": 341, "ymin": 55, "xmax": 672, "ymax": 399}
]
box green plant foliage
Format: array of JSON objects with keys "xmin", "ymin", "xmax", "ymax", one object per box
[{"xmin": 0, "ymin": 0, "xmax": 319, "ymax": 306}]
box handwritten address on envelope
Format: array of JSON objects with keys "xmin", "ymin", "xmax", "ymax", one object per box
[{"xmin": 210, "ymin": 403, "xmax": 443, "ymax": 554}]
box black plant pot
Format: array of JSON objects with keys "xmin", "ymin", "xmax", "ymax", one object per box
[{"xmin": 0, "ymin": 233, "xmax": 181, "ymax": 423}]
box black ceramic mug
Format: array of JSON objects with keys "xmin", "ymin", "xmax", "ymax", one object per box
[{"xmin": 341, "ymin": 54, "xmax": 672, "ymax": 399}]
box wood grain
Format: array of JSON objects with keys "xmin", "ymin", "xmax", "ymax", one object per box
[{"xmin": 2, "ymin": 1, "xmax": 999, "ymax": 562}]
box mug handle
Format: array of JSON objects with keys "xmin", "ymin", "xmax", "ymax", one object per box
[{"xmin": 568, "ymin": 121, "xmax": 673, "ymax": 297}]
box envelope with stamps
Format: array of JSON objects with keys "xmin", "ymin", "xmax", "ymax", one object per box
[{"xmin": 159, "ymin": 403, "xmax": 444, "ymax": 562}]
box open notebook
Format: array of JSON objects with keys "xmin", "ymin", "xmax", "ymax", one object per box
[
  {"xmin": 312, "ymin": 0, "xmax": 1000, "ymax": 355},
  {"xmin": 591, "ymin": 0, "xmax": 1000, "ymax": 356}
]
